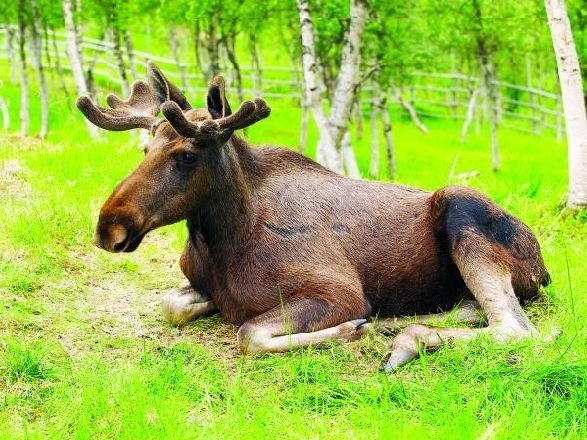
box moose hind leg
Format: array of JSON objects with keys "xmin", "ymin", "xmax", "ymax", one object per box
[
  {"xmin": 162, "ymin": 285, "xmax": 216, "ymax": 327},
  {"xmin": 376, "ymin": 300, "xmax": 484, "ymax": 332},
  {"xmin": 237, "ymin": 296, "xmax": 371, "ymax": 354},
  {"xmin": 383, "ymin": 238, "xmax": 538, "ymax": 371}
]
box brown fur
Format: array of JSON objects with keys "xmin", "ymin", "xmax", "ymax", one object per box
[{"xmin": 82, "ymin": 65, "xmax": 550, "ymax": 365}]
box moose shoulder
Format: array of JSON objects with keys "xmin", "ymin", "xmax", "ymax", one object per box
[{"xmin": 77, "ymin": 62, "xmax": 551, "ymax": 370}]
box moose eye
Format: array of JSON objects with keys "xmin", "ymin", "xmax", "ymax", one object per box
[{"xmin": 178, "ymin": 152, "xmax": 197, "ymax": 166}]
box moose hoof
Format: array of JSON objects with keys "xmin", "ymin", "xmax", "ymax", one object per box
[
  {"xmin": 380, "ymin": 349, "xmax": 419, "ymax": 372},
  {"xmin": 161, "ymin": 286, "xmax": 214, "ymax": 327}
]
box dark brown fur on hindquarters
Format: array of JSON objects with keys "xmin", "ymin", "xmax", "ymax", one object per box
[{"xmin": 78, "ymin": 62, "xmax": 550, "ymax": 361}]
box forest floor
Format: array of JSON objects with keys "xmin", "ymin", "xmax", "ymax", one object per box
[{"xmin": 1, "ymin": 98, "xmax": 586, "ymax": 438}]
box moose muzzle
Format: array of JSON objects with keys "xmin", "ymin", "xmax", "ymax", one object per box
[{"xmin": 94, "ymin": 209, "xmax": 148, "ymax": 253}]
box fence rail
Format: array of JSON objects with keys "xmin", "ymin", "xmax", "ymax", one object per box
[{"xmin": 0, "ymin": 27, "xmax": 564, "ymax": 137}]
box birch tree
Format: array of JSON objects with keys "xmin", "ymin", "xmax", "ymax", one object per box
[
  {"xmin": 545, "ymin": 0, "xmax": 587, "ymax": 208},
  {"xmin": 30, "ymin": 0, "xmax": 49, "ymax": 138},
  {"xmin": 62, "ymin": 0, "xmax": 98, "ymax": 137},
  {"xmin": 297, "ymin": 0, "xmax": 368, "ymax": 174},
  {"xmin": 17, "ymin": 0, "xmax": 29, "ymax": 137},
  {"xmin": 297, "ymin": 0, "xmax": 340, "ymax": 171},
  {"xmin": 369, "ymin": 92, "xmax": 381, "ymax": 178}
]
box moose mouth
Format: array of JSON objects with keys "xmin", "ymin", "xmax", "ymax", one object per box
[{"xmin": 112, "ymin": 230, "xmax": 148, "ymax": 253}]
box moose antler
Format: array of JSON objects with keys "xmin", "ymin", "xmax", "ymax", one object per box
[
  {"xmin": 160, "ymin": 97, "xmax": 271, "ymax": 142},
  {"xmin": 76, "ymin": 81, "xmax": 160, "ymax": 132}
]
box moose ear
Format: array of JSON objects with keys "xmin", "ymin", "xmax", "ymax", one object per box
[
  {"xmin": 147, "ymin": 61, "xmax": 192, "ymax": 110},
  {"xmin": 206, "ymin": 76, "xmax": 232, "ymax": 120}
]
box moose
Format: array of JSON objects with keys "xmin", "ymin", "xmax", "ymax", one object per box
[{"xmin": 77, "ymin": 62, "xmax": 551, "ymax": 370}]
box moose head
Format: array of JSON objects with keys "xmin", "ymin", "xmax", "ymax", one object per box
[{"xmin": 76, "ymin": 62, "xmax": 270, "ymax": 253}]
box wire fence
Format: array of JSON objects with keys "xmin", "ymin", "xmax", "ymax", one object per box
[{"xmin": 0, "ymin": 27, "xmax": 564, "ymax": 138}]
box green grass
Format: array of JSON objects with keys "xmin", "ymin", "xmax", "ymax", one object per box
[{"xmin": 1, "ymin": 72, "xmax": 586, "ymax": 439}]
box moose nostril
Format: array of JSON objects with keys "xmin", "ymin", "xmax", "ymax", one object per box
[
  {"xmin": 109, "ymin": 224, "xmax": 129, "ymax": 252},
  {"xmin": 113, "ymin": 240, "xmax": 127, "ymax": 252}
]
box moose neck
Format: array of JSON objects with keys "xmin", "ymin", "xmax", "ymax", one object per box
[{"xmin": 188, "ymin": 137, "xmax": 260, "ymax": 259}]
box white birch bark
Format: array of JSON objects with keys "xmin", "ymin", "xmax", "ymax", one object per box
[
  {"xmin": 299, "ymin": 90, "xmax": 309, "ymax": 153},
  {"xmin": 30, "ymin": 0, "xmax": 49, "ymax": 139},
  {"xmin": 296, "ymin": 0, "xmax": 340, "ymax": 172},
  {"xmin": 342, "ymin": 131, "xmax": 360, "ymax": 178},
  {"xmin": 545, "ymin": 0, "xmax": 587, "ymax": 208},
  {"xmin": 62, "ymin": 0, "xmax": 98, "ymax": 137},
  {"xmin": 460, "ymin": 87, "xmax": 480, "ymax": 143},
  {"xmin": 379, "ymin": 94, "xmax": 396, "ymax": 180},
  {"xmin": 51, "ymin": 27, "xmax": 70, "ymax": 100},
  {"xmin": 297, "ymin": 0, "xmax": 367, "ymax": 174},
  {"xmin": 73, "ymin": 0, "xmax": 83, "ymax": 66},
  {"xmin": 7, "ymin": 28, "xmax": 18, "ymax": 84},
  {"xmin": 395, "ymin": 90, "xmax": 429, "ymax": 134},
  {"xmin": 369, "ymin": 96, "xmax": 380, "ymax": 178},
  {"xmin": 169, "ymin": 26, "xmax": 189, "ymax": 91},
  {"xmin": 327, "ymin": 0, "xmax": 368, "ymax": 145},
  {"xmin": 0, "ymin": 96, "xmax": 10, "ymax": 131},
  {"xmin": 480, "ymin": 60, "xmax": 499, "ymax": 171},
  {"xmin": 353, "ymin": 93, "xmax": 363, "ymax": 139},
  {"xmin": 17, "ymin": 1, "xmax": 29, "ymax": 137}
]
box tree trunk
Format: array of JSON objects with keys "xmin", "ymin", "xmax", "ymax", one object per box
[
  {"xmin": 62, "ymin": 0, "xmax": 98, "ymax": 137},
  {"xmin": 479, "ymin": 58, "xmax": 499, "ymax": 171},
  {"xmin": 296, "ymin": 0, "xmax": 340, "ymax": 172},
  {"xmin": 396, "ymin": 90, "xmax": 429, "ymax": 134},
  {"xmin": 299, "ymin": 91, "xmax": 309, "ymax": 154},
  {"xmin": 111, "ymin": 24, "xmax": 129, "ymax": 97},
  {"xmin": 297, "ymin": 0, "xmax": 367, "ymax": 174},
  {"xmin": 327, "ymin": 0, "xmax": 368, "ymax": 148},
  {"xmin": 206, "ymin": 20, "xmax": 221, "ymax": 80},
  {"xmin": 169, "ymin": 26, "xmax": 189, "ymax": 91},
  {"xmin": 193, "ymin": 21, "xmax": 207, "ymax": 85},
  {"xmin": 222, "ymin": 30, "xmax": 243, "ymax": 104},
  {"xmin": 249, "ymin": 33, "xmax": 263, "ymax": 97},
  {"xmin": 51, "ymin": 26, "xmax": 70, "ymax": 101},
  {"xmin": 369, "ymin": 95, "xmax": 380, "ymax": 178},
  {"xmin": 18, "ymin": 0, "xmax": 29, "ymax": 137},
  {"xmin": 7, "ymin": 28, "xmax": 18, "ymax": 84},
  {"xmin": 342, "ymin": 131, "xmax": 360, "ymax": 178},
  {"xmin": 461, "ymin": 87, "xmax": 480, "ymax": 143},
  {"xmin": 545, "ymin": 0, "xmax": 587, "ymax": 208},
  {"xmin": 43, "ymin": 23, "xmax": 52, "ymax": 77},
  {"xmin": 30, "ymin": 0, "xmax": 49, "ymax": 139},
  {"xmin": 472, "ymin": 0, "xmax": 499, "ymax": 171},
  {"xmin": 0, "ymin": 96, "xmax": 9, "ymax": 131},
  {"xmin": 353, "ymin": 94, "xmax": 363, "ymax": 139},
  {"xmin": 379, "ymin": 93, "xmax": 396, "ymax": 180},
  {"xmin": 73, "ymin": 0, "xmax": 84, "ymax": 69},
  {"xmin": 124, "ymin": 29, "xmax": 137, "ymax": 81}
]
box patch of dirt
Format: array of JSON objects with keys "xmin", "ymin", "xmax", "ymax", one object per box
[
  {"xmin": 56, "ymin": 233, "xmax": 241, "ymax": 361},
  {"xmin": 0, "ymin": 159, "xmax": 32, "ymax": 200}
]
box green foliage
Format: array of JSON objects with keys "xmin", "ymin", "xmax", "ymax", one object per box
[{"xmin": 423, "ymin": 0, "xmax": 548, "ymax": 76}]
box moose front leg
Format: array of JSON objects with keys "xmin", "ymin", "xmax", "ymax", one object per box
[
  {"xmin": 237, "ymin": 296, "xmax": 371, "ymax": 354},
  {"xmin": 162, "ymin": 236, "xmax": 216, "ymax": 327},
  {"xmin": 162, "ymin": 286, "xmax": 216, "ymax": 327}
]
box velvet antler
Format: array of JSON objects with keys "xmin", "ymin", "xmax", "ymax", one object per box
[
  {"xmin": 76, "ymin": 81, "xmax": 160, "ymax": 132},
  {"xmin": 161, "ymin": 96, "xmax": 271, "ymax": 142}
]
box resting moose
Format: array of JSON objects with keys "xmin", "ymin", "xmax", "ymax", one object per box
[{"xmin": 77, "ymin": 62, "xmax": 550, "ymax": 370}]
